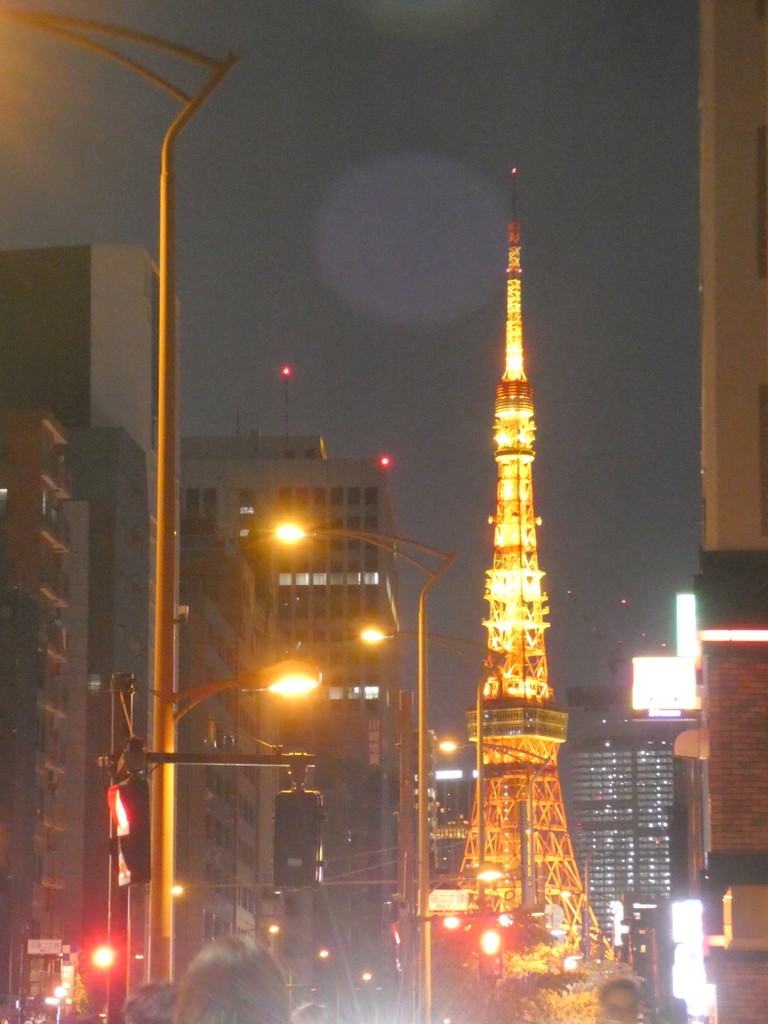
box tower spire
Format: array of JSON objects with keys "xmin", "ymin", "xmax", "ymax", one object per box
[
  {"xmin": 486, "ymin": 204, "xmax": 550, "ymax": 703},
  {"xmin": 461, "ymin": 193, "xmax": 605, "ymax": 955}
]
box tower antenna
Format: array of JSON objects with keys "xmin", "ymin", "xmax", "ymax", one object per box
[
  {"xmin": 281, "ymin": 365, "xmax": 292, "ymax": 435},
  {"xmin": 509, "ymin": 166, "xmax": 518, "ymax": 225}
]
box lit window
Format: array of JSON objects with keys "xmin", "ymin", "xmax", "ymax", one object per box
[
  {"xmin": 347, "ymin": 572, "xmax": 361, "ymax": 585},
  {"xmin": 364, "ymin": 572, "xmax": 379, "ymax": 585},
  {"xmin": 278, "ymin": 573, "xmax": 292, "ymax": 586},
  {"xmin": 364, "ymin": 686, "xmax": 380, "ymax": 699},
  {"xmin": 295, "ymin": 573, "xmax": 310, "ymax": 586},
  {"xmin": 329, "ymin": 687, "xmax": 343, "ymax": 700},
  {"xmin": 313, "ymin": 573, "xmax": 327, "ymax": 585},
  {"xmin": 239, "ymin": 505, "xmax": 254, "ymax": 515},
  {"xmin": 347, "ymin": 686, "xmax": 361, "ymax": 698},
  {"xmin": 240, "ymin": 529, "xmax": 249, "ymax": 537}
]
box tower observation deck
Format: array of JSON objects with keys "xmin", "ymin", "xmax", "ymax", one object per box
[{"xmin": 461, "ymin": 214, "xmax": 601, "ymax": 953}]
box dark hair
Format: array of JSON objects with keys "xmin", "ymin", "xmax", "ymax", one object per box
[
  {"xmin": 291, "ymin": 1005, "xmax": 329, "ymax": 1024},
  {"xmin": 124, "ymin": 982, "xmax": 176, "ymax": 1024},
  {"xmin": 174, "ymin": 937, "xmax": 288, "ymax": 1024},
  {"xmin": 599, "ymin": 978, "xmax": 641, "ymax": 1010}
]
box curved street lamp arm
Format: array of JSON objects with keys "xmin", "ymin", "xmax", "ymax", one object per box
[
  {"xmin": 0, "ymin": 10, "xmax": 223, "ymax": 69},
  {"xmin": 171, "ymin": 676, "xmax": 262, "ymax": 724},
  {"xmin": 314, "ymin": 528, "xmax": 454, "ymax": 576},
  {"xmin": 21, "ymin": 22, "xmax": 190, "ymax": 101}
]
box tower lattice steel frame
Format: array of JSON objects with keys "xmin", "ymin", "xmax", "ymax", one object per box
[{"xmin": 461, "ymin": 217, "xmax": 602, "ymax": 954}]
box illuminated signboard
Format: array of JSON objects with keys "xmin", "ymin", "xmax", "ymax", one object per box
[
  {"xmin": 676, "ymin": 594, "xmax": 698, "ymax": 658},
  {"xmin": 632, "ymin": 657, "xmax": 698, "ymax": 713}
]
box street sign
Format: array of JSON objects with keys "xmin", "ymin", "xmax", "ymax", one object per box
[
  {"xmin": 27, "ymin": 939, "xmax": 62, "ymax": 956},
  {"xmin": 429, "ymin": 889, "xmax": 471, "ymax": 913}
]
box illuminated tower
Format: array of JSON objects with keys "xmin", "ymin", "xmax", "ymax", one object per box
[{"xmin": 461, "ymin": 212, "xmax": 597, "ymax": 951}]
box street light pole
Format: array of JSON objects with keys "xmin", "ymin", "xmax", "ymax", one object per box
[
  {"xmin": 153, "ymin": 50, "xmax": 237, "ymax": 981},
  {"xmin": 275, "ymin": 526, "xmax": 455, "ymax": 1024},
  {"xmin": 0, "ymin": 12, "xmax": 237, "ymax": 979}
]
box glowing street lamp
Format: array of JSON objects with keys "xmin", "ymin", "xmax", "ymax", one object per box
[
  {"xmin": 361, "ymin": 627, "xmax": 390, "ymax": 644},
  {"xmin": 171, "ymin": 658, "xmax": 320, "ymax": 724},
  {"xmin": 476, "ymin": 863, "xmax": 504, "ymax": 883}
]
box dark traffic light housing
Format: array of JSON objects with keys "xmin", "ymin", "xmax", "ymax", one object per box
[
  {"xmin": 107, "ymin": 738, "xmax": 151, "ymax": 886},
  {"xmin": 273, "ymin": 788, "xmax": 323, "ymax": 888}
]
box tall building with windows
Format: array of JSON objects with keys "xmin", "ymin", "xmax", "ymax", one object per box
[
  {"xmin": 565, "ymin": 692, "xmax": 678, "ymax": 937},
  {"xmin": 0, "ymin": 411, "xmax": 75, "ymax": 998},
  {"xmin": 181, "ymin": 434, "xmax": 402, "ymax": 1002},
  {"xmin": 174, "ymin": 517, "xmax": 276, "ymax": 976},
  {"xmin": 0, "ymin": 244, "xmax": 159, "ymax": 996}
]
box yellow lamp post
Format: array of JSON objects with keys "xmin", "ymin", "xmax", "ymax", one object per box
[
  {"xmin": 0, "ymin": 10, "xmax": 237, "ymax": 978},
  {"xmin": 276, "ymin": 524, "xmax": 455, "ymax": 1024}
]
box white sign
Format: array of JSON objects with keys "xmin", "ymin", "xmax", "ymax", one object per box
[
  {"xmin": 632, "ymin": 657, "xmax": 698, "ymax": 711},
  {"xmin": 27, "ymin": 939, "xmax": 62, "ymax": 956},
  {"xmin": 429, "ymin": 890, "xmax": 470, "ymax": 912}
]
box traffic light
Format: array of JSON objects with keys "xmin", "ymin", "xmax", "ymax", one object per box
[
  {"xmin": 91, "ymin": 946, "xmax": 116, "ymax": 969},
  {"xmin": 477, "ymin": 926, "xmax": 503, "ymax": 982},
  {"xmin": 107, "ymin": 774, "xmax": 151, "ymax": 886},
  {"xmin": 273, "ymin": 788, "xmax": 323, "ymax": 888}
]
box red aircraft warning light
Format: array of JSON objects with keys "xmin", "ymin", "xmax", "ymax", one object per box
[
  {"xmin": 379, "ymin": 456, "xmax": 391, "ymax": 467},
  {"xmin": 281, "ymin": 366, "xmax": 292, "ymax": 377}
]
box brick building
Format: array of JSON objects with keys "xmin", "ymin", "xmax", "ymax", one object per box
[{"xmin": 697, "ymin": 1, "xmax": 768, "ymax": 1018}]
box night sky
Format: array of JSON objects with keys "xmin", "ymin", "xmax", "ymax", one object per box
[{"xmin": 0, "ymin": 0, "xmax": 700, "ymax": 736}]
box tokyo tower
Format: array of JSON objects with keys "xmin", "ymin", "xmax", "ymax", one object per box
[{"xmin": 461, "ymin": 199, "xmax": 599, "ymax": 952}]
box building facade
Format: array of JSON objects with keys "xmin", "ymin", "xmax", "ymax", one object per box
[
  {"xmin": 0, "ymin": 245, "xmax": 158, "ymax": 1000},
  {"xmin": 174, "ymin": 517, "xmax": 277, "ymax": 975},
  {"xmin": 181, "ymin": 434, "xmax": 403, "ymax": 1004},
  {"xmin": 0, "ymin": 411, "xmax": 74, "ymax": 1001},
  {"xmin": 698, "ymin": 3, "xmax": 768, "ymax": 1019},
  {"xmin": 566, "ymin": 692, "xmax": 678, "ymax": 938}
]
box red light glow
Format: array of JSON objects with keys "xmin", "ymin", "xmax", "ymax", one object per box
[
  {"xmin": 281, "ymin": 366, "xmax": 292, "ymax": 377},
  {"xmin": 92, "ymin": 947, "xmax": 115, "ymax": 969},
  {"xmin": 379, "ymin": 456, "xmax": 391, "ymax": 467}
]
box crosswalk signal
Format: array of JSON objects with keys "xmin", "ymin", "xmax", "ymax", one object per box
[{"xmin": 273, "ymin": 788, "xmax": 323, "ymax": 889}]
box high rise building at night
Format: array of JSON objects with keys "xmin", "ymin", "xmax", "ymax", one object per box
[
  {"xmin": 0, "ymin": 245, "xmax": 158, "ymax": 988},
  {"xmin": 181, "ymin": 435, "xmax": 402, "ymax": 995},
  {"xmin": 565, "ymin": 694, "xmax": 677, "ymax": 936},
  {"xmin": 173, "ymin": 517, "xmax": 276, "ymax": 976},
  {"xmin": 460, "ymin": 217, "xmax": 594, "ymax": 949},
  {"xmin": 697, "ymin": 3, "xmax": 768, "ymax": 1019},
  {"xmin": 0, "ymin": 411, "xmax": 75, "ymax": 996}
]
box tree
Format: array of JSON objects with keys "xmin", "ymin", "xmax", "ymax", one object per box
[{"xmin": 433, "ymin": 934, "xmax": 639, "ymax": 1024}]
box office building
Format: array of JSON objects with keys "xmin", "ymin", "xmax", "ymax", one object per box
[
  {"xmin": 565, "ymin": 690, "xmax": 679, "ymax": 937},
  {"xmin": 174, "ymin": 516, "xmax": 277, "ymax": 975},
  {"xmin": 697, "ymin": 3, "xmax": 768, "ymax": 1018},
  {"xmin": 0, "ymin": 245, "xmax": 158, "ymax": 990},
  {"xmin": 181, "ymin": 434, "xmax": 402, "ymax": 1001},
  {"xmin": 0, "ymin": 411, "xmax": 74, "ymax": 998},
  {"xmin": 434, "ymin": 767, "xmax": 475, "ymax": 877}
]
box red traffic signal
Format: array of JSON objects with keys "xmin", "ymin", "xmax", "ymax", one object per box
[
  {"xmin": 91, "ymin": 946, "xmax": 115, "ymax": 969},
  {"xmin": 478, "ymin": 927, "xmax": 503, "ymax": 981},
  {"xmin": 107, "ymin": 776, "xmax": 151, "ymax": 886}
]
